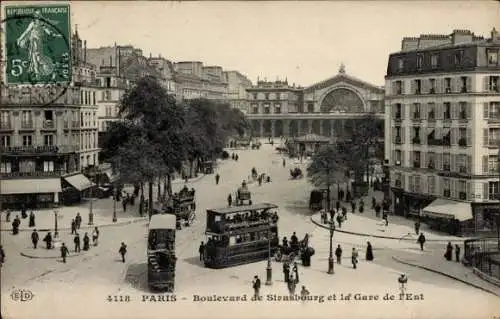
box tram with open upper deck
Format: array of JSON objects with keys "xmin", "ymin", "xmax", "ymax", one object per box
[{"xmin": 203, "ymin": 203, "xmax": 280, "ymax": 269}]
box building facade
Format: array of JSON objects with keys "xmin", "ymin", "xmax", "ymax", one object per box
[
  {"xmin": 223, "ymin": 71, "xmax": 253, "ymax": 113},
  {"xmin": 246, "ymin": 66, "xmax": 384, "ymax": 138},
  {"xmin": 0, "ymin": 28, "xmax": 99, "ymax": 209},
  {"xmin": 385, "ymin": 29, "xmax": 500, "ymax": 235},
  {"xmin": 174, "ymin": 62, "xmax": 228, "ymax": 102}
]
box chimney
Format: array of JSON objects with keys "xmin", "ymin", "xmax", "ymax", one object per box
[{"xmin": 83, "ymin": 40, "xmax": 87, "ymax": 62}]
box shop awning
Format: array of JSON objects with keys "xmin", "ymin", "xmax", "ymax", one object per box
[
  {"xmin": 1, "ymin": 178, "xmax": 62, "ymax": 195},
  {"xmin": 64, "ymin": 174, "xmax": 94, "ymax": 191},
  {"xmin": 422, "ymin": 198, "xmax": 473, "ymax": 221}
]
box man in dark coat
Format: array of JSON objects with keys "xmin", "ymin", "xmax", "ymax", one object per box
[
  {"xmin": 74, "ymin": 233, "xmax": 81, "ymax": 253},
  {"xmin": 43, "ymin": 232, "xmax": 52, "ymax": 249},
  {"xmin": 60, "ymin": 243, "xmax": 69, "ymax": 263},
  {"xmin": 12, "ymin": 216, "xmax": 20, "ymax": 235},
  {"xmin": 71, "ymin": 219, "xmax": 77, "ymax": 235},
  {"xmin": 83, "ymin": 233, "xmax": 90, "ymax": 251},
  {"xmin": 75, "ymin": 213, "xmax": 82, "ymax": 230},
  {"xmin": 283, "ymin": 262, "xmax": 290, "ymax": 283},
  {"xmin": 455, "ymin": 244, "xmax": 461, "ymax": 262},
  {"xmin": 351, "ymin": 248, "xmax": 359, "ymax": 269},
  {"xmin": 336, "ymin": 214, "xmax": 343, "ymax": 229},
  {"xmin": 119, "ymin": 242, "xmax": 127, "ymax": 262},
  {"xmin": 199, "ymin": 242, "xmax": 205, "ymax": 261},
  {"xmin": 215, "ymin": 174, "xmax": 220, "ymax": 185},
  {"xmin": 335, "ymin": 244, "xmax": 342, "ymax": 264},
  {"xmin": 444, "ymin": 242, "xmax": 453, "ymax": 261},
  {"xmin": 29, "ymin": 211, "xmax": 35, "ymax": 227},
  {"xmin": 31, "ymin": 229, "xmax": 39, "ymax": 249},
  {"xmin": 366, "ymin": 242, "xmax": 374, "ymax": 261},
  {"xmin": 293, "ymin": 262, "xmax": 299, "ymax": 283},
  {"xmin": 252, "ymin": 275, "xmax": 261, "ymax": 299},
  {"xmin": 415, "ymin": 220, "xmax": 421, "ymax": 235},
  {"xmin": 336, "ymin": 201, "xmax": 340, "ymax": 212},
  {"xmin": 227, "ymin": 194, "xmax": 232, "ymax": 207},
  {"xmin": 282, "ymin": 158, "xmax": 286, "ymax": 167},
  {"xmin": 351, "ymin": 201, "xmax": 356, "ymax": 214},
  {"xmin": 417, "ymin": 233, "xmax": 426, "ymax": 251},
  {"xmin": 290, "ymin": 232, "xmax": 299, "ymax": 253}
]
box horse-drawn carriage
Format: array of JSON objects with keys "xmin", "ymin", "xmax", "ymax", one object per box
[
  {"xmin": 158, "ymin": 186, "xmax": 196, "ymax": 229},
  {"xmin": 309, "ymin": 189, "xmax": 326, "ymax": 211},
  {"xmin": 235, "ymin": 181, "xmax": 252, "ymax": 206},
  {"xmin": 274, "ymin": 235, "xmax": 314, "ymax": 266},
  {"xmin": 290, "ymin": 167, "xmax": 303, "ymax": 179}
]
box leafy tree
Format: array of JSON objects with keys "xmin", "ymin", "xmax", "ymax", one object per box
[{"xmin": 307, "ymin": 144, "xmax": 348, "ymax": 211}]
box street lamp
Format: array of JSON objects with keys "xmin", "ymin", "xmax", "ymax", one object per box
[
  {"xmin": 112, "ymin": 188, "xmax": 117, "ymax": 223},
  {"xmin": 265, "ymin": 217, "xmax": 273, "ymax": 285},
  {"xmin": 54, "ymin": 210, "xmax": 59, "ymax": 238},
  {"xmin": 328, "ymin": 218, "xmax": 335, "ymax": 274}
]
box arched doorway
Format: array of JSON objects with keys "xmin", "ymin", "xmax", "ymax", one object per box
[
  {"xmin": 274, "ymin": 120, "xmax": 283, "ymax": 137},
  {"xmin": 320, "ymin": 88, "xmax": 365, "ymax": 113},
  {"xmin": 252, "ymin": 120, "xmax": 261, "ymax": 137},
  {"xmin": 263, "ymin": 120, "xmax": 272, "ymax": 137},
  {"xmin": 289, "ymin": 120, "xmax": 298, "ymax": 137},
  {"xmin": 322, "ymin": 120, "xmax": 331, "ymax": 137},
  {"xmin": 312, "ymin": 120, "xmax": 321, "ymax": 135}
]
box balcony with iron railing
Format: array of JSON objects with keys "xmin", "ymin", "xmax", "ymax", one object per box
[
  {"xmin": 0, "ymin": 121, "xmax": 12, "ymax": 130},
  {"xmin": 489, "ymin": 139, "xmax": 500, "ymax": 148},
  {"xmin": 0, "ymin": 145, "xmax": 78, "ymax": 154},
  {"xmin": 412, "ymin": 136, "xmax": 421, "ymax": 145},
  {"xmin": 42, "ymin": 120, "xmax": 56, "ymax": 130},
  {"xmin": 20, "ymin": 121, "xmax": 34, "ymax": 129},
  {"xmin": 443, "ymin": 163, "xmax": 451, "ymax": 171},
  {"xmin": 395, "ymin": 136, "xmax": 402, "ymax": 144},
  {"xmin": 413, "ymin": 160, "xmax": 421, "ymax": 168}
]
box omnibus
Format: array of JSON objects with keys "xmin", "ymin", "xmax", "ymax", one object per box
[
  {"xmin": 147, "ymin": 214, "xmax": 177, "ymax": 291},
  {"xmin": 203, "ymin": 203, "xmax": 280, "ymax": 269}
]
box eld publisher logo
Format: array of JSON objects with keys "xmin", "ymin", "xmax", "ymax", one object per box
[{"xmin": 10, "ymin": 289, "xmax": 34, "ymax": 302}]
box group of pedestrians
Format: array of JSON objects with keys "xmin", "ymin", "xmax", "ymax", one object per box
[
  {"xmin": 444, "ymin": 242, "xmax": 461, "ymax": 262},
  {"xmin": 10, "ymin": 210, "xmax": 37, "ymax": 235},
  {"xmin": 334, "ymin": 242, "xmax": 374, "ymax": 269}
]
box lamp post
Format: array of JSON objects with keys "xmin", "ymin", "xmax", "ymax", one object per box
[
  {"xmin": 265, "ymin": 217, "xmax": 273, "ymax": 285},
  {"xmin": 54, "ymin": 210, "xmax": 59, "ymax": 238},
  {"xmin": 112, "ymin": 188, "xmax": 117, "ymax": 223},
  {"xmin": 328, "ymin": 218, "xmax": 335, "ymax": 274}
]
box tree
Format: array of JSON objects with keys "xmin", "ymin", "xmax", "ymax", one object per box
[{"xmin": 307, "ymin": 144, "xmax": 348, "ymax": 211}]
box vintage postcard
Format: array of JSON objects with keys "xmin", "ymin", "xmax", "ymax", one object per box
[{"xmin": 1, "ymin": 1, "xmax": 500, "ymax": 318}]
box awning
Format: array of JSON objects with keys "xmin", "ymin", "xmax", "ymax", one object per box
[
  {"xmin": 1, "ymin": 178, "xmax": 62, "ymax": 195},
  {"xmin": 422, "ymin": 198, "xmax": 473, "ymax": 221},
  {"xmin": 64, "ymin": 174, "xmax": 94, "ymax": 191}
]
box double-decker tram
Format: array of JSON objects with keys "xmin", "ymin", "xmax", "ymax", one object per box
[{"xmin": 203, "ymin": 203, "xmax": 280, "ymax": 268}]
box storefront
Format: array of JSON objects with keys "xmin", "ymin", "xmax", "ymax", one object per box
[
  {"xmin": 391, "ymin": 189, "xmax": 434, "ymax": 218},
  {"xmin": 422, "ymin": 198, "xmax": 474, "ymax": 236},
  {"xmin": 61, "ymin": 173, "xmax": 95, "ymax": 205},
  {"xmin": 0, "ymin": 178, "xmax": 61, "ymax": 209}
]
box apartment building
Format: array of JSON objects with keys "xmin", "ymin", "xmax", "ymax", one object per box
[{"xmin": 385, "ymin": 28, "xmax": 500, "ymax": 235}]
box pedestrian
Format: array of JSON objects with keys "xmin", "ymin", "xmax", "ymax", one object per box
[
  {"xmin": 92, "ymin": 227, "xmax": 99, "ymax": 246},
  {"xmin": 31, "ymin": 229, "xmax": 39, "ymax": 249},
  {"xmin": 252, "ymin": 275, "xmax": 261, "ymax": 299},
  {"xmin": 71, "ymin": 219, "xmax": 77, "ymax": 235},
  {"xmin": 342, "ymin": 206, "xmax": 347, "ymax": 220},
  {"xmin": 43, "ymin": 232, "xmax": 53, "ymax": 249},
  {"xmin": 75, "ymin": 213, "xmax": 82, "ymax": 230},
  {"xmin": 293, "ymin": 262, "xmax": 299, "ymax": 283},
  {"xmin": 359, "ymin": 200, "xmax": 364, "ymax": 213},
  {"xmin": 60, "ymin": 243, "xmax": 69, "ymax": 263},
  {"xmin": 0, "ymin": 245, "xmax": 4, "ymax": 265},
  {"xmin": 29, "ymin": 211, "xmax": 35, "ymax": 227},
  {"xmin": 375, "ymin": 203, "xmax": 381, "ymax": 218},
  {"xmin": 455, "ymin": 244, "xmax": 461, "ymax": 262},
  {"xmin": 74, "ymin": 233, "xmax": 81, "ymax": 253},
  {"xmin": 444, "ymin": 242, "xmax": 453, "ymax": 261},
  {"xmin": 12, "ymin": 216, "xmax": 20, "ymax": 235},
  {"xmin": 282, "ymin": 158, "xmax": 286, "ymax": 167},
  {"xmin": 300, "ymin": 286, "xmax": 310, "ymax": 298},
  {"xmin": 287, "ymin": 274, "xmax": 296, "ymax": 295},
  {"xmin": 335, "ymin": 244, "xmax": 342, "ymax": 264},
  {"xmin": 339, "ymin": 189, "xmax": 345, "ymax": 201},
  {"xmin": 83, "ymin": 233, "xmax": 90, "ymax": 251},
  {"xmin": 227, "ymin": 194, "xmax": 232, "ymax": 207},
  {"xmin": 371, "ymin": 197, "xmax": 376, "ymax": 209},
  {"xmin": 215, "ymin": 173, "xmax": 220, "ymax": 185},
  {"xmin": 383, "ymin": 212, "xmax": 389, "ymax": 226},
  {"xmin": 336, "ymin": 201, "xmax": 340, "ymax": 212},
  {"xmin": 88, "ymin": 211, "xmax": 94, "ymax": 225},
  {"xmin": 336, "ymin": 213, "xmax": 343, "ymax": 228},
  {"xmin": 417, "ymin": 233, "xmax": 426, "ymax": 251},
  {"xmin": 366, "ymin": 241, "xmax": 374, "ymax": 261},
  {"xmin": 351, "ymin": 201, "xmax": 356, "ymax": 214},
  {"xmin": 122, "ymin": 199, "xmax": 127, "ymax": 212},
  {"xmin": 6, "ymin": 210, "xmax": 11, "ymax": 222},
  {"xmin": 199, "ymin": 241, "xmax": 205, "ymax": 261},
  {"xmin": 283, "ymin": 262, "xmax": 290, "ymax": 283},
  {"xmin": 351, "ymin": 248, "xmax": 359, "ymax": 269},
  {"xmin": 415, "ymin": 220, "xmax": 420, "ymax": 235},
  {"xmin": 282, "ymin": 236, "xmax": 288, "ymax": 248},
  {"xmin": 21, "ymin": 206, "xmax": 27, "ymax": 219},
  {"xmin": 119, "ymin": 242, "xmax": 127, "ymax": 262}
]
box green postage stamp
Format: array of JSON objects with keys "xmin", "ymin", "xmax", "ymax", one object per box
[{"xmin": 4, "ymin": 4, "xmax": 71, "ymax": 85}]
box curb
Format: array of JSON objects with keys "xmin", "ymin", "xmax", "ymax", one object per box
[
  {"xmin": 20, "ymin": 251, "xmax": 85, "ymax": 259},
  {"xmin": 473, "ymin": 267, "xmax": 500, "ymax": 288},
  {"xmin": 310, "ymin": 215, "xmax": 467, "ymax": 242},
  {"xmin": 391, "ymin": 256, "xmax": 500, "ymax": 297},
  {"xmin": 1, "ymin": 217, "xmax": 148, "ymax": 233}
]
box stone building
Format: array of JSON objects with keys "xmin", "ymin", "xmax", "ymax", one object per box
[
  {"xmin": 385, "ymin": 28, "xmax": 500, "ymax": 235},
  {"xmin": 174, "ymin": 62, "xmax": 228, "ymax": 102},
  {"xmin": 223, "ymin": 70, "xmax": 253, "ymax": 113},
  {"xmin": 246, "ymin": 65, "xmax": 384, "ymax": 138}
]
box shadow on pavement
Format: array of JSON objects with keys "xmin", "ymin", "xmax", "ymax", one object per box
[
  {"xmin": 124, "ymin": 262, "xmax": 149, "ymax": 293},
  {"xmin": 182, "ymin": 256, "xmax": 205, "ymax": 268}
]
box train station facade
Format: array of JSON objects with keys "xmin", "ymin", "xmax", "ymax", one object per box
[{"xmin": 245, "ymin": 66, "xmax": 385, "ymax": 138}]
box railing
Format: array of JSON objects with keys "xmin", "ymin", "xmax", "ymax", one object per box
[
  {"xmin": 464, "ymin": 238, "xmax": 500, "ymax": 280},
  {"xmin": 412, "ymin": 137, "xmax": 421, "ymax": 145},
  {"xmin": 42, "ymin": 120, "xmax": 55, "ymax": 129},
  {"xmin": 0, "ymin": 170, "xmax": 68, "ymax": 178},
  {"xmin": 489, "ymin": 139, "xmax": 500, "ymax": 147},
  {"xmin": 394, "ymin": 136, "xmax": 402, "ymax": 144},
  {"xmin": 459, "ymin": 166, "xmax": 467, "ymax": 174},
  {"xmin": 0, "ymin": 145, "xmax": 78, "ymax": 154},
  {"xmin": 394, "ymin": 112, "xmax": 401, "ymax": 120},
  {"xmin": 20, "ymin": 121, "xmax": 34, "ymax": 129},
  {"xmin": 0, "ymin": 121, "xmax": 11, "ymax": 130},
  {"xmin": 412, "ymin": 113, "xmax": 421, "ymax": 120}
]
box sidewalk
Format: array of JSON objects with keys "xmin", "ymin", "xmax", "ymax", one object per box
[
  {"xmin": 311, "ymin": 212, "xmax": 468, "ymax": 242},
  {"xmin": 392, "ymin": 253, "xmax": 500, "ymax": 296}
]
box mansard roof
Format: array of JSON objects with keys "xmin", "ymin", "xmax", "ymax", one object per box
[{"xmin": 304, "ymin": 73, "xmax": 384, "ymax": 94}]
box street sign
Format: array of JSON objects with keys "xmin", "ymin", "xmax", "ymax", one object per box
[{"xmin": 4, "ymin": 4, "xmax": 71, "ymax": 85}]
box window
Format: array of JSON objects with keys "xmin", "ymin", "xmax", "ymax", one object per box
[
  {"xmin": 489, "ymin": 155, "xmax": 498, "ymax": 174},
  {"xmin": 101, "ymin": 91, "xmax": 105, "ymax": 100},
  {"xmin": 394, "ymin": 150, "xmax": 402, "ymax": 163},
  {"xmin": 416, "ymin": 54, "xmax": 423, "ymax": 70},
  {"xmin": 414, "ymin": 175, "xmax": 421, "ymax": 193},
  {"xmin": 459, "ymin": 102, "xmax": 467, "ymax": 120},
  {"xmin": 443, "ymin": 178, "xmax": 451, "ymax": 197},
  {"xmin": 393, "ymin": 81, "xmax": 403, "ymax": 95},
  {"xmin": 428, "ymin": 103, "xmax": 435, "ymax": 119},
  {"xmin": 488, "ymin": 50, "xmax": 499, "ymax": 65},
  {"xmin": 414, "ymin": 79, "xmax": 421, "ymax": 94},
  {"xmin": 106, "ymin": 77, "xmax": 111, "ymax": 88},
  {"xmin": 444, "ymin": 78, "xmax": 452, "ymax": 93},
  {"xmin": 80, "ymin": 113, "xmax": 84, "ymax": 126},
  {"xmin": 397, "ymin": 58, "xmax": 404, "ymax": 71},
  {"xmin": 443, "ymin": 102, "xmax": 451, "ymax": 120},
  {"xmin": 489, "ymin": 102, "xmax": 500, "ymax": 120},
  {"xmin": 307, "ymin": 103, "xmax": 314, "ymax": 113},
  {"xmin": 93, "ymin": 92, "xmax": 96, "ymax": 105},
  {"xmin": 412, "ymin": 103, "xmax": 421, "ymax": 119},
  {"xmin": 458, "ymin": 128, "xmax": 467, "ymax": 146},
  {"xmin": 21, "ymin": 111, "xmax": 32, "ymax": 127},
  {"xmin": 429, "ymin": 79, "xmax": 436, "ymax": 93},
  {"xmin": 1, "ymin": 135, "xmax": 11, "ymax": 147},
  {"xmin": 264, "ymin": 104, "xmax": 270, "ymax": 114},
  {"xmin": 0, "ymin": 111, "xmax": 9, "ymax": 128},
  {"xmin": 427, "ymin": 152, "xmax": 435, "ymax": 168},
  {"xmin": 265, "ymin": 93, "xmax": 269, "ymax": 100},
  {"xmin": 106, "ymin": 90, "xmax": 111, "ymax": 100},
  {"xmin": 274, "ymin": 104, "xmax": 281, "ymax": 114},
  {"xmin": 43, "ymin": 161, "xmax": 54, "ymax": 172},
  {"xmin": 19, "ymin": 160, "xmax": 35, "ymax": 173},
  {"xmin": 431, "ymin": 54, "xmax": 439, "ymax": 69},
  {"xmin": 253, "ymin": 93, "xmax": 257, "ymax": 100},
  {"xmin": 458, "ymin": 180, "xmax": 466, "ymax": 199},
  {"xmin": 428, "ymin": 176, "xmax": 436, "ymax": 194},
  {"xmin": 412, "ymin": 127, "xmax": 421, "ymax": 144},
  {"xmin": 489, "ymin": 181, "xmax": 500, "ymax": 200},
  {"xmin": 44, "ymin": 135, "xmax": 54, "ymax": 146},
  {"xmin": 0, "ymin": 161, "xmax": 11, "ymax": 173},
  {"xmin": 460, "ymin": 77, "xmax": 468, "ymax": 93},
  {"xmin": 22, "ymin": 135, "xmax": 32, "ymax": 146},
  {"xmin": 252, "ymin": 104, "xmax": 258, "ymax": 114},
  {"xmin": 458, "ymin": 154, "xmax": 467, "ymax": 173},
  {"xmin": 394, "ymin": 103, "xmax": 402, "ymax": 119},
  {"xmin": 454, "ymin": 51, "xmax": 464, "ymax": 65},
  {"xmin": 443, "ymin": 153, "xmax": 451, "ymax": 171},
  {"xmin": 489, "ymin": 76, "xmax": 499, "ymax": 92},
  {"xmin": 93, "ymin": 112, "xmax": 96, "ymax": 126},
  {"xmin": 413, "ymin": 151, "xmax": 421, "ymax": 168}
]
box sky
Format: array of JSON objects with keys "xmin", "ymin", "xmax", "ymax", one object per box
[{"xmin": 2, "ymin": 1, "xmax": 499, "ymax": 87}]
